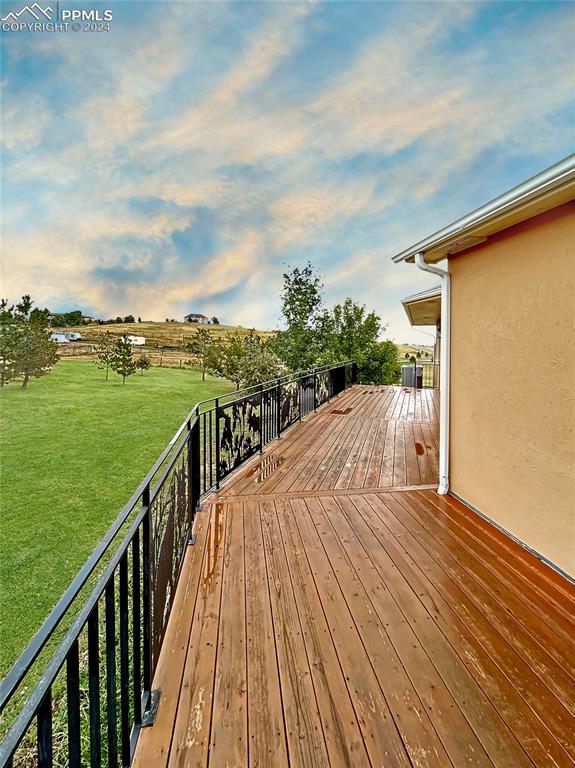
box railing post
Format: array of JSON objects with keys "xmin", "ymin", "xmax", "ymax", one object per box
[
  {"xmin": 190, "ymin": 417, "xmax": 201, "ymax": 513},
  {"xmin": 313, "ymin": 370, "xmax": 317, "ymax": 411},
  {"xmin": 142, "ymin": 484, "xmax": 152, "ymax": 697},
  {"xmin": 259, "ymin": 385, "xmax": 264, "ymax": 453},
  {"xmin": 299, "ymin": 377, "xmax": 303, "ymax": 421},
  {"xmin": 276, "ymin": 379, "xmax": 282, "ymax": 438},
  {"xmin": 215, "ymin": 399, "xmax": 220, "ymax": 490}
]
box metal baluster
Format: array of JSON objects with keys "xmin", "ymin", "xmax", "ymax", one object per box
[
  {"xmin": 119, "ymin": 553, "xmax": 130, "ymax": 765},
  {"xmin": 88, "ymin": 606, "xmax": 101, "ymax": 768},
  {"xmin": 37, "ymin": 687, "xmax": 52, "ymax": 768},
  {"xmin": 105, "ymin": 578, "xmax": 118, "ymax": 768},
  {"xmin": 66, "ymin": 639, "xmax": 81, "ymax": 768}
]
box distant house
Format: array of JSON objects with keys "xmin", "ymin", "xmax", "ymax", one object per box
[
  {"xmin": 50, "ymin": 333, "xmax": 69, "ymax": 344},
  {"xmin": 184, "ymin": 313, "xmax": 209, "ymax": 324},
  {"xmin": 126, "ymin": 335, "xmax": 145, "ymax": 346}
]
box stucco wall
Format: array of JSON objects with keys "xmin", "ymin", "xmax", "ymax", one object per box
[{"xmin": 449, "ymin": 202, "xmax": 575, "ymax": 576}]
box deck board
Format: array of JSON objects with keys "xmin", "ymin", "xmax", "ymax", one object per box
[{"xmin": 134, "ymin": 385, "xmax": 575, "ymax": 768}]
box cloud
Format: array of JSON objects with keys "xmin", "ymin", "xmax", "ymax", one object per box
[
  {"xmin": 0, "ymin": 94, "xmax": 50, "ymax": 149},
  {"xmin": 1, "ymin": 1, "xmax": 573, "ymax": 342}
]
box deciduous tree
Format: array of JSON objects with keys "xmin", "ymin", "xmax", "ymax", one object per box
[
  {"xmin": 206, "ymin": 331, "xmax": 284, "ymax": 389},
  {"xmin": 268, "ymin": 262, "xmax": 329, "ymax": 371},
  {"xmin": 185, "ymin": 327, "xmax": 215, "ymax": 381},
  {"xmin": 110, "ymin": 335, "xmax": 137, "ymax": 384},
  {"xmin": 136, "ymin": 354, "xmax": 151, "ymax": 375},
  {"xmin": 94, "ymin": 333, "xmax": 115, "ymax": 380},
  {"xmin": 270, "ymin": 264, "xmax": 399, "ymax": 384}
]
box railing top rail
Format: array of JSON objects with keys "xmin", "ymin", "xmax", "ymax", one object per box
[{"xmin": 194, "ymin": 361, "xmax": 355, "ymax": 409}]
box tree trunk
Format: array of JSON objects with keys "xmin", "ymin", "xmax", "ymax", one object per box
[
  {"xmin": 105, "ymin": 363, "xmax": 109, "ymax": 381},
  {"xmin": 22, "ymin": 371, "xmax": 29, "ymax": 389},
  {"xmin": 202, "ymin": 365, "xmax": 206, "ymax": 381}
]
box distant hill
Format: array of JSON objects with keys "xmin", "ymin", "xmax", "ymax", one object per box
[
  {"xmin": 397, "ymin": 343, "xmax": 435, "ymax": 360},
  {"xmin": 60, "ymin": 322, "xmax": 433, "ymax": 362},
  {"xmin": 62, "ymin": 321, "xmax": 275, "ymax": 347}
]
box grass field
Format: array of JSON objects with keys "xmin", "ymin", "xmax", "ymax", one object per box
[{"xmin": 0, "ymin": 359, "xmax": 232, "ymax": 677}]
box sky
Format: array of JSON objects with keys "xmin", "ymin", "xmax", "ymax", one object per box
[{"xmin": 1, "ymin": 1, "xmax": 573, "ymax": 344}]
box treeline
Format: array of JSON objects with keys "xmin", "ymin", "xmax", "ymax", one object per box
[
  {"xmin": 0, "ymin": 296, "xmax": 59, "ymax": 388},
  {"xmin": 269, "ymin": 263, "xmax": 399, "ymax": 384},
  {"xmin": 185, "ymin": 263, "xmax": 400, "ymax": 388},
  {"xmin": 3, "ymin": 266, "xmax": 399, "ymax": 391},
  {"xmin": 53, "ymin": 313, "xmax": 222, "ymax": 326}
]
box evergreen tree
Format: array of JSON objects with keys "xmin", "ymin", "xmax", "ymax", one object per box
[
  {"xmin": 0, "ymin": 296, "xmax": 59, "ymax": 388},
  {"xmin": 16, "ymin": 323, "xmax": 59, "ymax": 388},
  {"xmin": 0, "ymin": 300, "xmax": 24, "ymax": 387}
]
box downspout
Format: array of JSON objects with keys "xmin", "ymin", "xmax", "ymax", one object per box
[{"xmin": 415, "ymin": 253, "xmax": 450, "ymax": 495}]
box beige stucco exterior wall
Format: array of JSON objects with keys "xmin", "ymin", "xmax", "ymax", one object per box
[{"xmin": 449, "ymin": 202, "xmax": 575, "ymax": 576}]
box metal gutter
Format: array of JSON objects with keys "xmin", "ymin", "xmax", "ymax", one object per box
[
  {"xmin": 392, "ymin": 154, "xmax": 575, "ymax": 263},
  {"xmin": 415, "ymin": 254, "xmax": 450, "ymax": 495},
  {"xmin": 400, "ymin": 285, "xmax": 441, "ymax": 305}
]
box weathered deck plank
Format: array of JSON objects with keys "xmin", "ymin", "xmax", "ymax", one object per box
[{"xmin": 134, "ymin": 385, "xmax": 575, "ymax": 768}]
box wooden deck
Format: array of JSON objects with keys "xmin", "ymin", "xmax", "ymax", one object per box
[{"xmin": 134, "ymin": 385, "xmax": 575, "ymax": 768}]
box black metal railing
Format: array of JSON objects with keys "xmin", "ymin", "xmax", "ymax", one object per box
[
  {"xmin": 398, "ymin": 359, "xmax": 439, "ymax": 389},
  {"xmin": 0, "ymin": 361, "xmax": 356, "ymax": 767}
]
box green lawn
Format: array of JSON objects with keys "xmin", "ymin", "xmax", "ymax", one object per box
[{"xmin": 0, "ymin": 360, "xmax": 232, "ymax": 677}]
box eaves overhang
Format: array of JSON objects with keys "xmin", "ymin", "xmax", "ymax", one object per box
[
  {"xmin": 401, "ymin": 285, "xmax": 441, "ymax": 326},
  {"xmin": 392, "ymin": 154, "xmax": 575, "ymax": 264}
]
